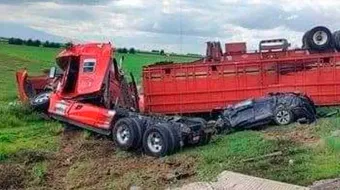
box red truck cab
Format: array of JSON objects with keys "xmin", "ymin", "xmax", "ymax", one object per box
[
  {"xmin": 47, "ymin": 43, "xmax": 138, "ymax": 132},
  {"xmin": 16, "ymin": 43, "xmax": 212, "ymax": 157}
]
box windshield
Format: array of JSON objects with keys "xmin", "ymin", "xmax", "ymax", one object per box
[{"xmin": 233, "ymin": 99, "xmax": 253, "ymax": 109}]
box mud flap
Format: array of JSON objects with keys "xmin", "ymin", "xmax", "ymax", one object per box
[{"xmin": 16, "ymin": 70, "xmax": 34, "ymax": 102}]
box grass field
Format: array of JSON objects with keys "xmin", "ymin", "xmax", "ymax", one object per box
[{"xmin": 0, "ymin": 43, "xmax": 339, "ymax": 189}]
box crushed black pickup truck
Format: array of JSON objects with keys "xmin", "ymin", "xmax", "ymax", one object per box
[{"xmin": 214, "ymin": 93, "xmax": 317, "ymax": 133}]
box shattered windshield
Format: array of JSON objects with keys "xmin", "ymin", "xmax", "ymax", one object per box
[{"xmin": 233, "ymin": 99, "xmax": 253, "ymax": 109}]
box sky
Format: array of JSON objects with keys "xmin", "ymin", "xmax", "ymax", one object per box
[{"xmin": 1, "ymin": 0, "xmax": 340, "ymax": 54}]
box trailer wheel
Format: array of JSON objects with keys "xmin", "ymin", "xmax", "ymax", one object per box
[
  {"xmin": 273, "ymin": 105, "xmax": 294, "ymax": 126},
  {"xmin": 143, "ymin": 124, "xmax": 173, "ymax": 157},
  {"xmin": 30, "ymin": 91, "xmax": 51, "ymax": 112},
  {"xmin": 302, "ymin": 31, "xmax": 310, "ymax": 49},
  {"xmin": 113, "ymin": 117, "xmax": 140, "ymax": 151},
  {"xmin": 333, "ymin": 30, "xmax": 340, "ymax": 51},
  {"xmin": 305, "ymin": 26, "xmax": 332, "ymax": 51}
]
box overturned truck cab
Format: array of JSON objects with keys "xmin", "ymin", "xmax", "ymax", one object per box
[{"xmin": 15, "ymin": 43, "xmax": 213, "ymax": 157}]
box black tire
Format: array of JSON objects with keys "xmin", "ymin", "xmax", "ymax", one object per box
[
  {"xmin": 160, "ymin": 123, "xmax": 176, "ymax": 154},
  {"xmin": 30, "ymin": 91, "xmax": 51, "ymax": 112},
  {"xmin": 333, "ymin": 30, "xmax": 340, "ymax": 51},
  {"xmin": 112, "ymin": 117, "xmax": 140, "ymax": 151},
  {"xmin": 302, "ymin": 31, "xmax": 310, "ymax": 49},
  {"xmin": 142, "ymin": 124, "xmax": 173, "ymax": 157},
  {"xmin": 273, "ymin": 105, "xmax": 294, "ymax": 125},
  {"xmin": 130, "ymin": 117, "xmax": 145, "ymax": 148},
  {"xmin": 305, "ymin": 26, "xmax": 332, "ymax": 51},
  {"xmin": 167, "ymin": 123, "xmax": 182, "ymax": 152}
]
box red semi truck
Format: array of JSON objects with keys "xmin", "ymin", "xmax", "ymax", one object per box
[
  {"xmin": 16, "ymin": 43, "xmax": 213, "ymax": 157},
  {"xmin": 15, "ymin": 26, "xmax": 339, "ymax": 156},
  {"xmin": 142, "ymin": 26, "xmax": 340, "ymax": 115}
]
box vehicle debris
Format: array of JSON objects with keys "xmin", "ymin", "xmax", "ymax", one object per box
[{"xmin": 214, "ymin": 93, "xmax": 316, "ymax": 133}]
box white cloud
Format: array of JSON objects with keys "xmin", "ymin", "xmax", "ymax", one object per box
[{"xmin": 1, "ymin": 0, "xmax": 340, "ymax": 53}]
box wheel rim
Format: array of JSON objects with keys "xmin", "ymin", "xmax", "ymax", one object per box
[
  {"xmin": 313, "ymin": 31, "xmax": 328, "ymax": 45},
  {"xmin": 116, "ymin": 124, "xmax": 130, "ymax": 145},
  {"xmin": 276, "ymin": 110, "xmax": 291, "ymax": 125},
  {"xmin": 147, "ymin": 132, "xmax": 163, "ymax": 153},
  {"xmin": 35, "ymin": 93, "xmax": 49, "ymax": 103}
]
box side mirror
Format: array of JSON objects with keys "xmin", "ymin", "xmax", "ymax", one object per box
[
  {"xmin": 119, "ymin": 56, "xmax": 125, "ymax": 68},
  {"xmin": 49, "ymin": 67, "xmax": 56, "ymax": 78}
]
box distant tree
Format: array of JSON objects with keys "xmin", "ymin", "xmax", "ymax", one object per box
[
  {"xmin": 64, "ymin": 42, "xmax": 73, "ymax": 48},
  {"xmin": 160, "ymin": 49, "xmax": 165, "ymax": 55},
  {"xmin": 8, "ymin": 38, "xmax": 14, "ymax": 44},
  {"xmin": 122, "ymin": 48, "xmax": 128, "ymax": 53},
  {"xmin": 129, "ymin": 47, "xmax": 136, "ymax": 54},
  {"xmin": 53, "ymin": 42, "xmax": 61, "ymax": 48},
  {"xmin": 151, "ymin": 50, "xmax": 160, "ymax": 53},
  {"xmin": 116, "ymin": 48, "xmax": 128, "ymax": 53},
  {"xmin": 26, "ymin": 39, "xmax": 34, "ymax": 46},
  {"xmin": 8, "ymin": 38, "xmax": 24, "ymax": 45},
  {"xmin": 33, "ymin": 39, "xmax": 41, "ymax": 47},
  {"xmin": 43, "ymin": 41, "xmax": 50, "ymax": 47},
  {"xmin": 51, "ymin": 42, "xmax": 61, "ymax": 48}
]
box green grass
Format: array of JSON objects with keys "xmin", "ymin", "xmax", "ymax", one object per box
[
  {"xmin": 0, "ymin": 103, "xmax": 61, "ymax": 160},
  {"xmin": 177, "ymin": 119, "xmax": 340, "ymax": 186},
  {"xmin": 0, "ymin": 43, "xmax": 197, "ymax": 160},
  {"xmin": 1, "ymin": 43, "xmax": 340, "ymax": 187}
]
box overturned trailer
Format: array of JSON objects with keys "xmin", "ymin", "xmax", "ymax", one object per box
[{"xmin": 142, "ymin": 26, "xmax": 340, "ymax": 115}]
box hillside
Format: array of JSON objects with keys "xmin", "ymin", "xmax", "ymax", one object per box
[{"xmin": 0, "ymin": 44, "xmax": 339, "ymax": 189}]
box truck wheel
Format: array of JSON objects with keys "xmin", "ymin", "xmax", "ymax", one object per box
[
  {"xmin": 143, "ymin": 124, "xmax": 173, "ymax": 157},
  {"xmin": 305, "ymin": 26, "xmax": 332, "ymax": 51},
  {"xmin": 113, "ymin": 117, "xmax": 140, "ymax": 151},
  {"xmin": 30, "ymin": 91, "xmax": 51, "ymax": 112},
  {"xmin": 333, "ymin": 30, "xmax": 340, "ymax": 51},
  {"xmin": 130, "ymin": 117, "xmax": 145, "ymax": 148},
  {"xmin": 273, "ymin": 105, "xmax": 293, "ymax": 125},
  {"xmin": 168, "ymin": 123, "xmax": 181, "ymax": 152}
]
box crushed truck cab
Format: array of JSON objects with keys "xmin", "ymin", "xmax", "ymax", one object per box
[{"xmin": 16, "ymin": 43, "xmax": 213, "ymax": 157}]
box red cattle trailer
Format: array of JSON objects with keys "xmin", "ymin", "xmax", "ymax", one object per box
[{"xmin": 142, "ymin": 28, "xmax": 340, "ymax": 115}]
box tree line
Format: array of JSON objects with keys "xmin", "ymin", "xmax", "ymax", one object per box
[
  {"xmin": 8, "ymin": 37, "xmax": 62, "ymax": 48},
  {"xmin": 116, "ymin": 47, "xmax": 166, "ymax": 55},
  {"xmin": 6, "ymin": 37, "xmax": 172, "ymax": 56}
]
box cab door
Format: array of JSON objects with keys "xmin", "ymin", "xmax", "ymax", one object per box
[{"xmin": 66, "ymin": 101, "xmax": 100, "ymax": 126}]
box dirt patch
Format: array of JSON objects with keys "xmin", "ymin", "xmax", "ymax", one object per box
[
  {"xmin": 0, "ymin": 164, "xmax": 27, "ymax": 189},
  {"xmin": 263, "ymin": 125, "xmax": 319, "ymax": 145},
  {"xmin": 41, "ymin": 129, "xmax": 197, "ymax": 190}
]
